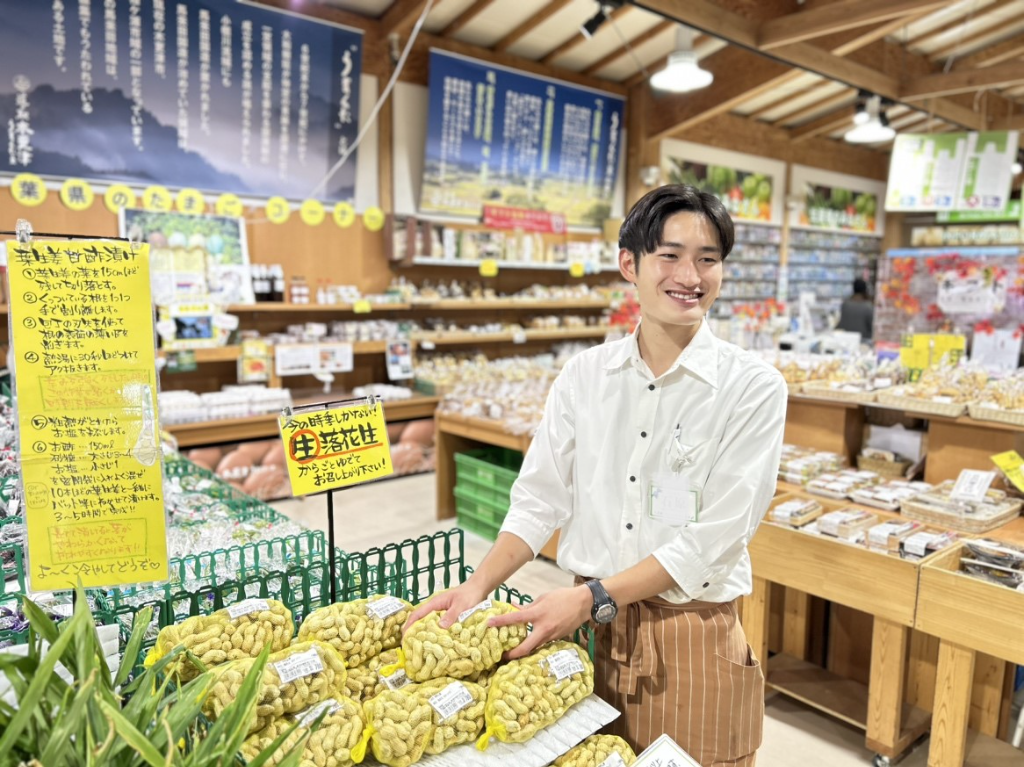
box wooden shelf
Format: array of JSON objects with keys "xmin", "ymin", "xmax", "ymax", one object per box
[
  {"xmin": 227, "ymin": 302, "xmax": 412, "ymax": 312},
  {"xmin": 768, "ymin": 653, "xmax": 870, "ymax": 730},
  {"xmin": 157, "ymin": 346, "xmax": 242, "ymax": 363},
  {"xmin": 413, "ymin": 327, "xmax": 609, "ymax": 346},
  {"xmin": 961, "ymin": 730, "xmax": 1024, "ymax": 766},
  {"xmin": 166, "ymin": 394, "xmax": 440, "ymax": 448},
  {"xmin": 408, "ymin": 257, "xmax": 621, "ymax": 272},
  {"xmin": 434, "ymin": 412, "xmax": 531, "ymax": 453},
  {"xmin": 420, "ymin": 299, "xmax": 612, "ymax": 311}
]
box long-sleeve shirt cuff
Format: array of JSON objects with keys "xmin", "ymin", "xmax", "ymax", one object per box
[
  {"xmin": 652, "ymin": 535, "xmax": 718, "ymax": 600},
  {"xmin": 499, "ymin": 510, "xmax": 555, "ymax": 557}
]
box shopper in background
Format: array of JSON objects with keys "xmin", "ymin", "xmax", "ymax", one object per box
[
  {"xmin": 835, "ymin": 277, "xmax": 874, "ymax": 341},
  {"xmin": 404, "ymin": 185, "xmax": 787, "ymax": 766}
]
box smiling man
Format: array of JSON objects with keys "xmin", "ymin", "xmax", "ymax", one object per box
[{"xmin": 404, "ymin": 185, "xmax": 788, "ymax": 766}]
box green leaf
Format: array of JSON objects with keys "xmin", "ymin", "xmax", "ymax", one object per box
[
  {"xmin": 0, "ymin": 598, "xmax": 80, "ymax": 755},
  {"xmin": 39, "ymin": 669, "xmax": 97, "ymax": 765},
  {"xmin": 97, "ymin": 698, "xmax": 167, "ymax": 767},
  {"xmin": 21, "ymin": 596, "xmax": 60, "ymax": 645},
  {"xmin": 244, "ymin": 720, "xmax": 308, "ymax": 767},
  {"xmin": 114, "ymin": 606, "xmax": 153, "ymax": 689}
]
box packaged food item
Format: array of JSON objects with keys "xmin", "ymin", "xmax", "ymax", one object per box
[
  {"xmin": 900, "ymin": 529, "xmax": 958, "ymax": 561},
  {"xmin": 769, "ymin": 498, "xmax": 823, "ymax": 527},
  {"xmin": 297, "ymin": 595, "xmax": 412, "ymax": 668},
  {"xmin": 851, "ymin": 480, "xmax": 932, "ymax": 511},
  {"xmin": 866, "ymin": 520, "xmax": 922, "ymax": 552},
  {"xmin": 145, "ymin": 598, "xmax": 293, "ymax": 681},
  {"xmin": 901, "ymin": 481, "xmax": 1023, "ymax": 533},
  {"xmin": 817, "ymin": 509, "xmax": 878, "ymax": 541},
  {"xmin": 551, "ymin": 734, "xmax": 637, "ymax": 767},
  {"xmin": 807, "ymin": 470, "xmax": 881, "ymax": 500},
  {"xmin": 239, "ymin": 694, "xmax": 364, "ymax": 767}
]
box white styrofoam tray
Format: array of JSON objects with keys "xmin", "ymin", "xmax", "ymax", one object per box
[{"xmin": 362, "ymin": 695, "xmax": 621, "ymax": 767}]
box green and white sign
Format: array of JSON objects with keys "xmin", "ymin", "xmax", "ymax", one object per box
[
  {"xmin": 937, "ymin": 200, "xmax": 1021, "ymax": 223},
  {"xmin": 959, "ymin": 132, "xmax": 1019, "ymax": 212}
]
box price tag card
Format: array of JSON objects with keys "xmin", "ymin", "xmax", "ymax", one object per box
[
  {"xmin": 273, "ymin": 648, "xmax": 324, "ymax": 684},
  {"xmin": 950, "ymin": 469, "xmax": 997, "ymax": 502},
  {"xmin": 429, "ymin": 682, "xmax": 474, "ymax": 720},
  {"xmin": 599, "ymin": 755, "xmax": 628, "ymax": 767},
  {"xmin": 366, "ymin": 596, "xmax": 406, "ymax": 620},
  {"xmin": 904, "ymin": 531, "xmax": 941, "ymax": 558},
  {"xmin": 380, "ymin": 668, "xmax": 412, "ymax": 691},
  {"xmin": 544, "ymin": 649, "xmax": 586, "ymax": 681},
  {"xmin": 991, "ymin": 450, "xmax": 1024, "ymax": 493},
  {"xmin": 296, "ymin": 699, "xmax": 342, "ymax": 728},
  {"xmin": 458, "ymin": 599, "xmax": 493, "ymax": 623},
  {"xmin": 226, "ymin": 598, "xmax": 270, "ymax": 620},
  {"xmin": 634, "ymin": 734, "xmax": 702, "ymax": 767}
]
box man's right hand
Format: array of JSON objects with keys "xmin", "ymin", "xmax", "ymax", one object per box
[{"xmin": 401, "ymin": 579, "xmax": 491, "ymax": 634}]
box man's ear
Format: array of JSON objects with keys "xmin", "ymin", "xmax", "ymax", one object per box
[{"xmin": 618, "ymin": 248, "xmax": 637, "ymax": 283}]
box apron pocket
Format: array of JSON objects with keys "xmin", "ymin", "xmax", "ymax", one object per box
[{"xmin": 707, "ymin": 646, "xmax": 765, "ymax": 763}]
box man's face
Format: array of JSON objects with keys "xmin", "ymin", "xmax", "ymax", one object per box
[{"xmin": 618, "ymin": 211, "xmax": 723, "ymax": 328}]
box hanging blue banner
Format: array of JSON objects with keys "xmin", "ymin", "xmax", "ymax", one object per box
[
  {"xmin": 421, "ymin": 49, "xmax": 624, "ymax": 228},
  {"xmin": 0, "ymin": 0, "xmax": 362, "ymax": 201}
]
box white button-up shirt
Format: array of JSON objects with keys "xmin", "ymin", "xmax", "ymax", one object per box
[{"xmin": 501, "ymin": 320, "xmax": 788, "ymax": 604}]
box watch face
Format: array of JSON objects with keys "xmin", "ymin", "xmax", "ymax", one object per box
[{"xmin": 595, "ymin": 603, "xmax": 617, "ymax": 623}]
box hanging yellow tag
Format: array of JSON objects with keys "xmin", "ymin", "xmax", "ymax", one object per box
[
  {"xmin": 175, "ymin": 188, "xmax": 206, "ymax": 215},
  {"xmin": 992, "ymin": 450, "xmax": 1024, "ymax": 493},
  {"xmin": 104, "ymin": 183, "xmax": 137, "ymax": 214},
  {"xmin": 143, "ymin": 185, "xmax": 173, "ymax": 212},
  {"xmin": 363, "ymin": 206, "xmax": 385, "ymax": 232},
  {"xmin": 569, "ymin": 261, "xmax": 586, "ymax": 278},
  {"xmin": 300, "ymin": 199, "xmax": 326, "ymax": 226},
  {"xmin": 216, "ymin": 193, "xmax": 244, "ymax": 218},
  {"xmin": 266, "ymin": 196, "xmax": 292, "ymax": 224},
  {"xmin": 353, "ymin": 299, "xmax": 372, "ymax": 314},
  {"xmin": 333, "ymin": 202, "xmax": 356, "ymax": 228},
  {"xmin": 10, "ymin": 173, "xmax": 47, "ymax": 207},
  {"xmin": 479, "ymin": 259, "xmax": 499, "ymax": 278},
  {"xmin": 59, "ymin": 178, "xmax": 95, "ymax": 211}
]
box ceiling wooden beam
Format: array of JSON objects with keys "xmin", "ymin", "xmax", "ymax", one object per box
[
  {"xmin": 904, "ymin": 61, "xmax": 1024, "ymax": 99},
  {"xmin": 634, "ymin": 0, "xmax": 988, "ymax": 130},
  {"xmin": 776, "ymin": 88, "xmax": 857, "ymax": 125},
  {"xmin": 582, "ymin": 20, "xmax": 676, "ymax": 76},
  {"xmin": 758, "ymin": 0, "xmax": 946, "ymax": 50},
  {"xmin": 954, "ymin": 32, "xmax": 1024, "ymax": 68},
  {"xmin": 905, "ymin": 0, "xmax": 1017, "ymax": 48},
  {"xmin": 493, "ymin": 0, "xmax": 574, "ymax": 52},
  {"xmin": 747, "ymin": 80, "xmax": 831, "ymax": 120},
  {"xmin": 440, "ymin": 0, "xmax": 496, "ymax": 37},
  {"xmin": 541, "ymin": 4, "xmax": 633, "ymax": 66},
  {"xmin": 929, "ymin": 15, "xmax": 1021, "ymax": 60},
  {"xmin": 789, "ymin": 105, "xmax": 858, "ymax": 141},
  {"xmin": 379, "ymin": 0, "xmax": 429, "ymax": 38},
  {"xmin": 826, "ymin": 10, "xmax": 940, "ymax": 55},
  {"xmin": 993, "ymin": 113, "xmax": 1024, "ymax": 130}
]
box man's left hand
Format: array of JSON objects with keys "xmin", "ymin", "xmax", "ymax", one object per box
[{"xmin": 488, "ymin": 585, "xmax": 593, "ymax": 659}]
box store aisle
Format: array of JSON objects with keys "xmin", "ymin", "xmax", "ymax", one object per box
[{"xmin": 273, "ymin": 474, "xmax": 930, "ymax": 767}]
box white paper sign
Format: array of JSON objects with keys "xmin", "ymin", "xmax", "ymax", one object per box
[
  {"xmin": 380, "ymin": 668, "xmax": 412, "ymax": 691},
  {"xmin": 598, "ymin": 755, "xmax": 628, "ymax": 767},
  {"xmin": 429, "ymin": 682, "xmax": 474, "ymax": 720},
  {"xmin": 544, "ymin": 649, "xmax": 586, "ymax": 681},
  {"xmin": 226, "ymin": 598, "xmax": 270, "ymax": 620},
  {"xmin": 950, "ymin": 469, "xmax": 996, "ymax": 502},
  {"xmin": 634, "ymin": 733, "xmax": 702, "ymax": 767},
  {"xmin": 458, "ymin": 599, "xmax": 493, "ymax": 623},
  {"xmin": 366, "ymin": 596, "xmax": 407, "ymax": 620},
  {"xmin": 296, "ymin": 699, "xmax": 343, "ymax": 727},
  {"xmin": 275, "ymin": 343, "xmax": 319, "ymax": 376},
  {"xmin": 937, "ymin": 273, "xmax": 1005, "ymax": 315},
  {"xmin": 274, "ymin": 648, "xmax": 324, "ymax": 684},
  {"xmin": 971, "ymin": 328, "xmax": 1023, "ymax": 373},
  {"xmin": 386, "ymin": 339, "xmax": 414, "ymax": 381}
]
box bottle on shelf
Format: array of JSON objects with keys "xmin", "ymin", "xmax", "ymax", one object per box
[
  {"xmin": 271, "ymin": 265, "xmax": 285, "ymax": 302},
  {"xmin": 316, "ymin": 279, "xmax": 327, "ymax": 305}
]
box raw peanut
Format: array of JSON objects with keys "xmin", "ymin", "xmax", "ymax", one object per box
[
  {"xmin": 298, "ymin": 595, "xmax": 413, "ymax": 668},
  {"xmin": 239, "ymin": 694, "xmax": 364, "ymax": 767},
  {"xmin": 550, "ymin": 735, "xmax": 637, "ymax": 767}
]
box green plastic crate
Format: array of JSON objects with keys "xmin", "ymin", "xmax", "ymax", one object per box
[
  {"xmin": 454, "ymin": 483, "xmax": 509, "ymax": 526},
  {"xmin": 0, "ymin": 516, "xmax": 26, "ymax": 595},
  {"xmin": 454, "ymin": 448, "xmax": 523, "ymax": 506}
]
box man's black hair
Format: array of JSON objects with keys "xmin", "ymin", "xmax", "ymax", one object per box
[
  {"xmin": 853, "ymin": 278, "xmax": 868, "ymax": 296},
  {"xmin": 618, "ymin": 184, "xmax": 735, "ymax": 273}
]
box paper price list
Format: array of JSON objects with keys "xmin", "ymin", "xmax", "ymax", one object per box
[{"xmin": 6, "ymin": 240, "xmax": 168, "ymax": 591}]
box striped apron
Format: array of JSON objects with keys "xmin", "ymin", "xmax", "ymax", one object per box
[{"xmin": 577, "ymin": 578, "xmax": 764, "ymax": 766}]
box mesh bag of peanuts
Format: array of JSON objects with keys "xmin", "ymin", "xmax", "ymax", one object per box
[
  {"xmin": 352, "ymin": 677, "xmax": 487, "ymax": 767},
  {"xmin": 550, "ymin": 735, "xmax": 637, "ymax": 767},
  {"xmin": 204, "ymin": 640, "xmax": 349, "ymax": 735},
  {"xmin": 392, "ymin": 598, "xmax": 527, "ymax": 683},
  {"xmin": 239, "ymin": 694, "xmax": 365, "ymax": 767},
  {"xmin": 477, "ymin": 640, "xmax": 595, "ymax": 749},
  {"xmin": 298, "ymin": 595, "xmax": 413, "ymax": 668},
  {"xmin": 144, "ymin": 598, "xmax": 293, "ymax": 681}
]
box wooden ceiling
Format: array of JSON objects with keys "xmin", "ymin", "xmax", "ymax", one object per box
[{"xmin": 266, "ymin": 0, "xmax": 1024, "ymax": 153}]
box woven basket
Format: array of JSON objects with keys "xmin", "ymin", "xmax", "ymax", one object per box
[
  {"xmin": 967, "ymin": 403, "xmax": 1024, "ymax": 427},
  {"xmin": 787, "ymin": 382, "xmax": 805, "ymax": 395},
  {"xmin": 800, "ymin": 382, "xmax": 872, "ymax": 404},
  {"xmin": 901, "ymin": 497, "xmax": 1022, "ymax": 534},
  {"xmin": 876, "ymin": 390, "xmax": 966, "ymax": 418},
  {"xmin": 857, "ymin": 454, "xmax": 912, "ymax": 478}
]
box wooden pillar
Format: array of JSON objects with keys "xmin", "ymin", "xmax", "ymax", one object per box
[
  {"xmin": 742, "ymin": 575, "xmax": 771, "ymax": 666},
  {"xmin": 866, "ymin": 618, "xmax": 911, "ymax": 756},
  {"xmin": 928, "ymin": 641, "xmax": 976, "ymax": 767},
  {"xmin": 782, "ymin": 589, "xmax": 812, "ymax": 660},
  {"xmin": 626, "ymin": 83, "xmax": 659, "ymax": 209}
]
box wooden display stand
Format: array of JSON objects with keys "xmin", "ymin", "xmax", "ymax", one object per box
[{"xmin": 786, "ymin": 396, "xmax": 865, "ymax": 466}]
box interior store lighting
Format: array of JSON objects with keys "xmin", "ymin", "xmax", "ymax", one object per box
[
  {"xmin": 845, "ymin": 94, "xmax": 895, "ymax": 144},
  {"xmin": 650, "ymin": 26, "xmax": 713, "ymax": 93}
]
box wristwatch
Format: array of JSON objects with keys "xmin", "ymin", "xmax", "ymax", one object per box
[{"xmin": 585, "ymin": 579, "xmax": 618, "ymax": 624}]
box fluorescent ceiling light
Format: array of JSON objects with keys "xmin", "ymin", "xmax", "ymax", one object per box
[{"xmin": 650, "ymin": 26, "xmax": 713, "ymax": 93}]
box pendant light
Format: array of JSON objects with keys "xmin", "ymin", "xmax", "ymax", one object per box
[
  {"xmin": 650, "ymin": 26, "xmax": 713, "ymax": 93},
  {"xmin": 844, "ymin": 95, "xmax": 895, "ymax": 144}
]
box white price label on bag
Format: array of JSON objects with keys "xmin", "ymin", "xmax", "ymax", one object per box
[
  {"xmin": 296, "ymin": 699, "xmax": 342, "ymax": 728},
  {"xmin": 429, "ymin": 682, "xmax": 474, "ymax": 720},
  {"xmin": 227, "ymin": 599, "xmax": 270, "ymax": 620},
  {"xmin": 366, "ymin": 597, "xmax": 406, "ymax": 620},
  {"xmin": 380, "ymin": 668, "xmax": 412, "ymax": 691},
  {"xmin": 904, "ymin": 531, "xmax": 941, "ymax": 557},
  {"xmin": 868, "ymin": 522, "xmax": 915, "ymax": 548},
  {"xmin": 458, "ymin": 599, "xmax": 492, "ymax": 623},
  {"xmin": 545, "ymin": 649, "xmax": 586, "ymax": 681},
  {"xmin": 599, "ymin": 755, "xmax": 628, "ymax": 767},
  {"xmin": 274, "ymin": 648, "xmax": 324, "ymax": 684}
]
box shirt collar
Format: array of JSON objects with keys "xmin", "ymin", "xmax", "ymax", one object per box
[{"xmin": 602, "ymin": 320, "xmax": 720, "ymax": 389}]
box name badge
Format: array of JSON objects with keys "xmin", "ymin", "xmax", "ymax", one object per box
[{"xmin": 648, "ymin": 473, "xmax": 700, "ymax": 525}]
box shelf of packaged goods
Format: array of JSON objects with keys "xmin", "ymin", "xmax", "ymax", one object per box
[
  {"xmin": 165, "ymin": 394, "xmax": 441, "ymax": 447},
  {"xmin": 734, "ymin": 240, "xmax": 783, "ymax": 247},
  {"xmin": 227, "ymin": 302, "xmax": 412, "ymax": 312},
  {"xmin": 157, "ymin": 346, "xmax": 242, "ymax": 363},
  {"xmin": 408, "ymin": 257, "xmax": 621, "ymax": 272},
  {"xmin": 418, "ymin": 299, "xmax": 613, "ymax": 311},
  {"xmin": 413, "ymin": 327, "xmax": 610, "ymax": 347}
]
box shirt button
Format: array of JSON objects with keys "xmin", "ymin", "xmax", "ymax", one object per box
[
  {"xmin": 641, "ymin": 431, "xmax": 647, "ymax": 438},
  {"xmin": 648, "ymin": 384, "xmax": 655, "ymax": 391},
  {"xmin": 629, "ymin": 475, "xmax": 636, "ymax": 482},
  {"xmin": 626, "ymin": 523, "xmax": 633, "ymax": 530},
  {"xmin": 703, "ymin": 582, "xmax": 710, "ymax": 588}
]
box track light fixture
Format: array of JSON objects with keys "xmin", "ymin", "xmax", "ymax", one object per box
[
  {"xmin": 579, "ymin": 0, "xmax": 622, "ymax": 39},
  {"xmin": 845, "ymin": 94, "xmax": 894, "ymax": 144}
]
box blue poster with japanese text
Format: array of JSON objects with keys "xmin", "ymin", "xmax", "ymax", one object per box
[
  {"xmin": 0, "ymin": 0, "xmax": 362, "ymax": 201},
  {"xmin": 421, "ymin": 49, "xmax": 624, "ymax": 228}
]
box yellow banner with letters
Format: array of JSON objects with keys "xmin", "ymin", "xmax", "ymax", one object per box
[
  {"xmin": 7, "ymin": 239, "xmax": 168, "ymax": 591},
  {"xmin": 278, "ymin": 401, "xmax": 393, "ymax": 495}
]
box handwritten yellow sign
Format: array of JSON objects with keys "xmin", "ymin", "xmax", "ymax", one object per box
[
  {"xmin": 363, "ymin": 206, "xmax": 385, "ymax": 232},
  {"xmin": 899, "ymin": 334, "xmax": 966, "ymax": 375},
  {"xmin": 216, "ymin": 192, "xmax": 244, "ymax": 218},
  {"xmin": 333, "ymin": 202, "xmax": 356, "ymax": 228},
  {"xmin": 10, "ymin": 173, "xmax": 47, "ymax": 206},
  {"xmin": 104, "ymin": 183, "xmax": 137, "ymax": 214},
  {"xmin": 60, "ymin": 178, "xmax": 95, "ymax": 211},
  {"xmin": 279, "ymin": 402, "xmax": 393, "ymax": 495},
  {"xmin": 6, "ymin": 239, "xmax": 168, "ymax": 590},
  {"xmin": 301, "ymin": 199, "xmax": 326, "ymax": 226},
  {"xmin": 176, "ymin": 187, "xmax": 207, "ymax": 215},
  {"xmin": 992, "ymin": 450, "xmax": 1024, "ymax": 493},
  {"xmin": 143, "ymin": 185, "xmax": 173, "ymax": 211},
  {"xmin": 267, "ymin": 196, "xmax": 291, "ymax": 224}
]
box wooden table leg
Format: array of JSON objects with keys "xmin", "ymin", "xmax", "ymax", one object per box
[
  {"xmin": 929, "ymin": 641, "xmax": 976, "ymax": 767},
  {"xmin": 782, "ymin": 588, "xmax": 811, "ymax": 660},
  {"xmin": 867, "ymin": 617, "xmax": 911, "ymax": 757},
  {"xmin": 434, "ymin": 427, "xmax": 474, "ymax": 521},
  {"xmin": 742, "ymin": 576, "xmax": 771, "ymax": 666}
]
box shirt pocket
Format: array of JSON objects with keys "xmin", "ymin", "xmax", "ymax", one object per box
[{"xmin": 666, "ymin": 437, "xmax": 713, "ymax": 490}]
